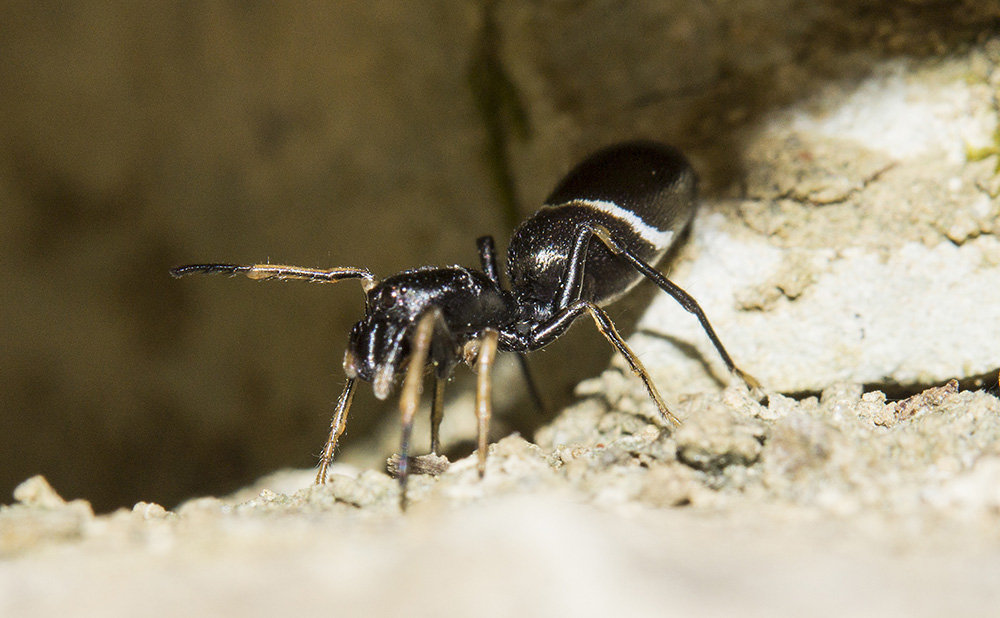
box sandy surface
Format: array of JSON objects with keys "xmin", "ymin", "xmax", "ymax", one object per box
[{"xmin": 3, "ymin": 379, "xmax": 1000, "ymax": 617}]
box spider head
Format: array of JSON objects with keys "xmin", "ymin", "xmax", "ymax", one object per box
[{"xmin": 343, "ymin": 316, "xmax": 410, "ymax": 400}]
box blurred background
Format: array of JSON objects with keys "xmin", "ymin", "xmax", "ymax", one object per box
[{"xmin": 1, "ymin": 0, "xmax": 996, "ymax": 512}]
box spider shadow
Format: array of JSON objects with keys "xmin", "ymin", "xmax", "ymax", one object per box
[{"xmin": 633, "ymin": 327, "xmax": 731, "ymax": 390}]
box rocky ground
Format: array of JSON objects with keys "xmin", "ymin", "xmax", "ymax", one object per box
[{"xmin": 2, "ymin": 378, "xmax": 999, "ymax": 617}]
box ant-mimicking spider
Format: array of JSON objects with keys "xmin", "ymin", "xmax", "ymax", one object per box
[{"xmin": 172, "ymin": 140, "xmax": 757, "ymax": 507}]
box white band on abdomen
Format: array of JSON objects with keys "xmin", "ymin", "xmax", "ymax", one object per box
[{"xmin": 548, "ymin": 199, "xmax": 674, "ymax": 250}]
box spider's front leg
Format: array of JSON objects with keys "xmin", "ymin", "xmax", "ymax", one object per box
[
  {"xmin": 396, "ymin": 308, "xmax": 446, "ymax": 508},
  {"xmin": 315, "ymin": 378, "xmax": 359, "ymax": 485}
]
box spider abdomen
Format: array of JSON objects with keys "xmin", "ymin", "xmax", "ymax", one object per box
[{"xmin": 507, "ymin": 141, "xmax": 697, "ymax": 311}]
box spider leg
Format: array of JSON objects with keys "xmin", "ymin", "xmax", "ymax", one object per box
[
  {"xmin": 477, "ymin": 236, "xmax": 546, "ymax": 415},
  {"xmin": 430, "ymin": 375, "xmax": 446, "ymax": 454},
  {"xmin": 584, "ymin": 303, "xmax": 678, "ymax": 425},
  {"xmin": 315, "ymin": 377, "xmax": 358, "ymax": 484},
  {"xmin": 523, "ymin": 300, "xmax": 679, "ymax": 427},
  {"xmin": 397, "ymin": 307, "xmax": 444, "ymax": 510},
  {"xmin": 516, "ymin": 354, "xmax": 546, "ymax": 415},
  {"xmin": 475, "ymin": 329, "xmax": 500, "ymax": 477},
  {"xmin": 476, "ymin": 236, "xmax": 502, "ymax": 286},
  {"xmin": 170, "ymin": 263, "xmax": 377, "ymax": 291},
  {"xmin": 586, "ymin": 225, "xmax": 758, "ymax": 390}
]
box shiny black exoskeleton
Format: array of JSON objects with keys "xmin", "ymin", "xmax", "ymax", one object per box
[{"xmin": 171, "ymin": 140, "xmax": 756, "ymax": 508}]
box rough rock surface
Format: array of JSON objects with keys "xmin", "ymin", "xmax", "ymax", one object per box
[
  {"xmin": 4, "ymin": 379, "xmax": 1000, "ymax": 617},
  {"xmin": 629, "ymin": 52, "xmax": 1000, "ymax": 395}
]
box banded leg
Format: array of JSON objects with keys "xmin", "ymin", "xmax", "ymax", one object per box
[
  {"xmin": 586, "ymin": 225, "xmax": 758, "ymax": 389},
  {"xmin": 475, "ymin": 329, "xmax": 500, "ymax": 477},
  {"xmin": 526, "ymin": 300, "xmax": 679, "ymax": 426},
  {"xmin": 585, "ymin": 303, "xmax": 679, "ymax": 425},
  {"xmin": 397, "ymin": 308, "xmax": 443, "ymax": 509},
  {"xmin": 170, "ymin": 263, "xmax": 377, "ymax": 290},
  {"xmin": 315, "ymin": 377, "xmax": 359, "ymax": 484},
  {"xmin": 555, "ymin": 223, "xmax": 757, "ymax": 389}
]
